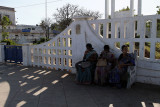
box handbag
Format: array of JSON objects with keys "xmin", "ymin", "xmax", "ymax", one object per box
[
  {"xmin": 81, "ymin": 61, "xmax": 91, "ymax": 68},
  {"xmin": 96, "ymin": 59, "xmax": 107, "ymax": 67}
]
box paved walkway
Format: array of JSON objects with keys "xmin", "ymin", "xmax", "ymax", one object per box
[{"xmin": 0, "ymin": 63, "xmax": 160, "ymax": 107}]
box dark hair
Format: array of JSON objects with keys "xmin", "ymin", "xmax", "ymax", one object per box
[
  {"xmin": 86, "ymin": 43, "xmax": 93, "ymax": 49},
  {"xmin": 121, "ymin": 45, "xmax": 128, "ymax": 51},
  {"xmin": 104, "ymin": 45, "xmax": 110, "ymax": 51}
]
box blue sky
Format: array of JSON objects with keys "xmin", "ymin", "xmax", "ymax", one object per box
[{"xmin": 0, "ymin": 0, "xmax": 159, "ymax": 25}]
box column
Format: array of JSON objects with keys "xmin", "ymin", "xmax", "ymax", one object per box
[
  {"xmin": 138, "ymin": 0, "xmax": 142, "ymax": 16},
  {"xmin": 105, "ymin": 0, "xmax": 109, "ymax": 19},
  {"xmin": 0, "ymin": 43, "xmax": 7, "ymax": 63},
  {"xmin": 130, "ymin": 0, "xmax": 134, "ymax": 17},
  {"xmin": 111, "ymin": 0, "xmax": 115, "ymax": 19},
  {"xmin": 150, "ymin": 42, "xmax": 155, "ymax": 61},
  {"xmin": 22, "ymin": 43, "xmax": 32, "ymax": 66}
]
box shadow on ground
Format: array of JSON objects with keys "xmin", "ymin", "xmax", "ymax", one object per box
[{"xmin": 0, "ymin": 63, "xmax": 160, "ymax": 107}]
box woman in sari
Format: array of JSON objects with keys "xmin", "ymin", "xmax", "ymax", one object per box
[
  {"xmin": 76, "ymin": 43, "xmax": 98, "ymax": 84},
  {"xmin": 117, "ymin": 45, "xmax": 135, "ymax": 88},
  {"xmin": 95, "ymin": 45, "xmax": 116, "ymax": 85}
]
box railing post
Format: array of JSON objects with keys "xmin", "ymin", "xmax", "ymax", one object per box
[
  {"xmin": 120, "ymin": 20, "xmax": 125, "ymax": 39},
  {"xmin": 139, "ymin": 42, "xmax": 144, "ymax": 59},
  {"xmin": 103, "ymin": 23, "xmax": 107, "ymax": 39},
  {"xmin": 111, "ymin": 21, "xmax": 115, "ymax": 39},
  {"xmin": 22, "ymin": 43, "xmax": 32, "ymax": 66},
  {"xmin": 150, "ymin": 42, "xmax": 155, "ymax": 61},
  {"xmin": 0, "ymin": 43, "xmax": 7, "ymax": 63},
  {"xmin": 151, "ymin": 19, "xmax": 157, "ymax": 38}
]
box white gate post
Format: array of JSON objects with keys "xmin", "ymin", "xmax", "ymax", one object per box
[
  {"xmin": 0, "ymin": 43, "xmax": 7, "ymax": 63},
  {"xmin": 22, "ymin": 43, "xmax": 32, "ymax": 66}
]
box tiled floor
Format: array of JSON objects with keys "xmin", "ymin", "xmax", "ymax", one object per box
[{"xmin": 0, "ymin": 63, "xmax": 160, "ymax": 107}]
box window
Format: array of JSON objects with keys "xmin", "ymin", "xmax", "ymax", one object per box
[
  {"xmin": 15, "ymin": 35, "xmax": 18, "ymax": 36},
  {"xmin": 5, "ymin": 15, "xmax": 9, "ymax": 18},
  {"xmin": 32, "ymin": 28, "xmax": 35, "ymax": 30},
  {"xmin": 24, "ymin": 35, "xmax": 28, "ymax": 36}
]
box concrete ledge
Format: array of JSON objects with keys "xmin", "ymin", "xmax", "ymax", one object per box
[{"xmin": 136, "ymin": 67, "xmax": 160, "ymax": 85}]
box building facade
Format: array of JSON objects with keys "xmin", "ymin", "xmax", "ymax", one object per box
[{"xmin": 0, "ymin": 6, "xmax": 57, "ymax": 44}]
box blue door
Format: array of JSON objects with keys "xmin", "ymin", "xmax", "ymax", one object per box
[{"xmin": 4, "ymin": 45, "xmax": 23, "ymax": 63}]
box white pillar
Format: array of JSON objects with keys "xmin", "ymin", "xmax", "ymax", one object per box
[
  {"xmin": 111, "ymin": 0, "xmax": 115, "ymax": 19},
  {"xmin": 105, "ymin": 0, "xmax": 109, "ymax": 19},
  {"xmin": 0, "ymin": 43, "xmax": 7, "ymax": 63},
  {"xmin": 22, "ymin": 43, "xmax": 32, "ymax": 66},
  {"xmin": 138, "ymin": 0, "xmax": 142, "ymax": 16},
  {"xmin": 130, "ymin": 0, "xmax": 134, "ymax": 17}
]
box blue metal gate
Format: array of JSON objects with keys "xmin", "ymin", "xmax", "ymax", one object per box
[{"xmin": 4, "ymin": 45, "xmax": 23, "ymax": 63}]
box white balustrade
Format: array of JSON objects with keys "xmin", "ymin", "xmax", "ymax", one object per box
[{"xmin": 21, "ymin": 15, "xmax": 160, "ymax": 85}]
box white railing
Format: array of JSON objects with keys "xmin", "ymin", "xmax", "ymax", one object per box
[
  {"xmin": 26, "ymin": 23, "xmax": 75, "ymax": 73},
  {"xmin": 21, "ymin": 15, "xmax": 160, "ymax": 85},
  {"xmin": 88, "ymin": 15, "xmax": 160, "ymax": 62}
]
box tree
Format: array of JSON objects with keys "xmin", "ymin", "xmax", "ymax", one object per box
[
  {"xmin": 53, "ymin": 4, "xmax": 102, "ymax": 31},
  {"xmin": 39, "ymin": 18, "xmax": 52, "ymax": 40},
  {"xmin": 0, "ymin": 16, "xmax": 12, "ymax": 40},
  {"xmin": 157, "ymin": 6, "xmax": 160, "ymax": 14},
  {"xmin": 157, "ymin": 6, "xmax": 160, "ymax": 36},
  {"xmin": 119, "ymin": 6, "xmax": 130, "ymax": 12},
  {"xmin": 77, "ymin": 8, "xmax": 102, "ymax": 19}
]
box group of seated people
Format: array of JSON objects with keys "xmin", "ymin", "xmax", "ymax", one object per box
[{"xmin": 75, "ymin": 43, "xmax": 135, "ymax": 88}]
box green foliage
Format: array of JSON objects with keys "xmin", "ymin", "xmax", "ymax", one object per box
[
  {"xmin": 100, "ymin": 24, "xmax": 103, "ymax": 36},
  {"xmin": 156, "ymin": 6, "xmax": 160, "ymax": 14},
  {"xmin": 0, "ymin": 16, "xmax": 12, "ymax": 40},
  {"xmin": 119, "ymin": 6, "xmax": 130, "ymax": 12},
  {"xmin": 135, "ymin": 35, "xmax": 140, "ymax": 38},
  {"xmin": 0, "ymin": 16, "xmax": 12, "ymax": 29},
  {"xmin": 115, "ymin": 42, "xmax": 120, "ymax": 48},
  {"xmin": 2, "ymin": 32, "xmax": 9, "ymax": 40},
  {"xmin": 157, "ymin": 19, "xmax": 160, "ymax": 38},
  {"xmin": 155, "ymin": 42, "xmax": 160, "ymax": 59},
  {"xmin": 144, "ymin": 42, "xmax": 160, "ymax": 59},
  {"xmin": 33, "ymin": 38, "xmax": 50, "ymax": 45},
  {"xmin": 57, "ymin": 18, "xmax": 72, "ymax": 31},
  {"xmin": 1, "ymin": 39, "xmax": 17, "ymax": 45}
]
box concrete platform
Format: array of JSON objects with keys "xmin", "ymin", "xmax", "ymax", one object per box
[{"xmin": 0, "ymin": 63, "xmax": 160, "ymax": 107}]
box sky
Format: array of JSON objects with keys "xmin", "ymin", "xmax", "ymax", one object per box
[{"xmin": 0, "ymin": 0, "xmax": 159, "ymax": 25}]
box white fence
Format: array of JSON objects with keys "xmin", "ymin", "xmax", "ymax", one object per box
[{"xmin": 16, "ymin": 15, "xmax": 160, "ymax": 85}]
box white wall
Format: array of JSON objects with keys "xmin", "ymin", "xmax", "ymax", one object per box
[{"xmin": 0, "ymin": 9, "xmax": 15, "ymax": 25}]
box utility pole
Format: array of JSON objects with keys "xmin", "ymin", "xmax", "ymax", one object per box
[
  {"xmin": 45, "ymin": 0, "xmax": 47, "ymax": 19},
  {"xmin": 45, "ymin": 0, "xmax": 49, "ymax": 40}
]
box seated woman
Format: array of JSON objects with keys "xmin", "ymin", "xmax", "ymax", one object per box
[
  {"xmin": 95, "ymin": 45, "xmax": 116, "ymax": 85},
  {"xmin": 117, "ymin": 45, "xmax": 135, "ymax": 88},
  {"xmin": 76, "ymin": 43, "xmax": 98, "ymax": 84}
]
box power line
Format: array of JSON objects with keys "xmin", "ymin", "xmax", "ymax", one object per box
[{"xmin": 14, "ymin": 0, "xmax": 62, "ymax": 8}]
